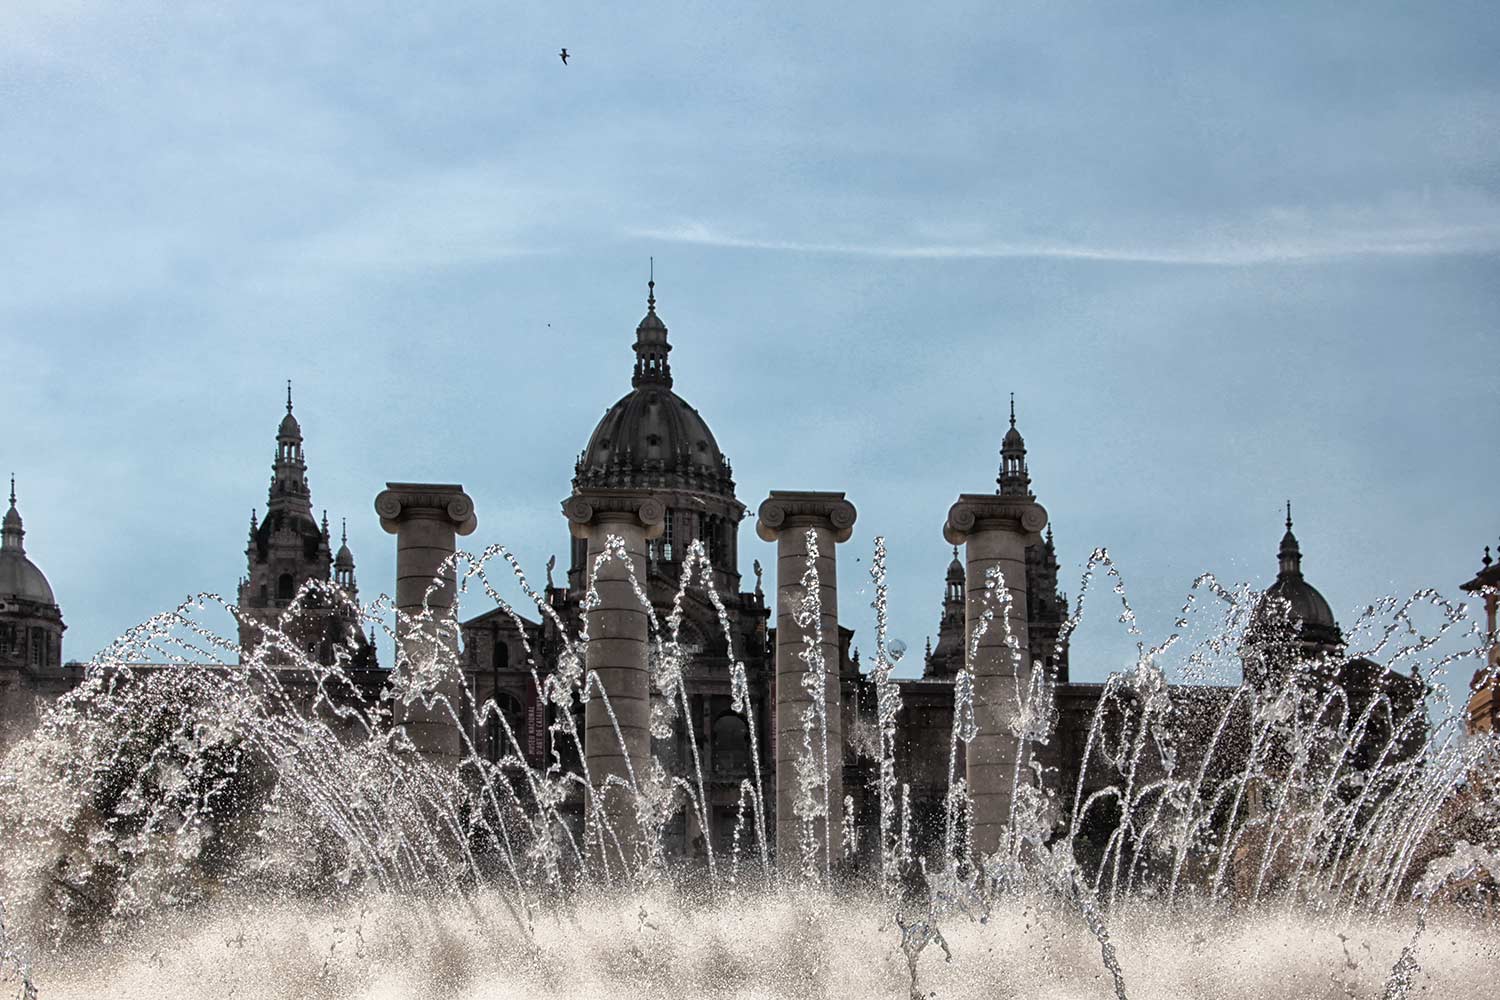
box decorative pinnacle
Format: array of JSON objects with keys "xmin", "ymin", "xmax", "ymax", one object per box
[
  {"xmin": 647, "ymin": 257, "xmax": 656, "ymax": 311},
  {"xmin": 1484, "ymin": 545, "xmax": 1493, "ymax": 569},
  {"xmin": 286, "ymin": 380, "xmax": 293, "ymax": 414},
  {"xmin": 7, "ymin": 474, "xmax": 13, "ymax": 507},
  {"xmin": 1009, "ymin": 393, "xmax": 1016, "ymax": 428},
  {"xmin": 952, "ymin": 544, "xmax": 959, "ymax": 560},
  {"xmin": 1285, "ymin": 500, "xmax": 1293, "ymax": 531},
  {"xmin": 341, "ymin": 518, "xmax": 348, "ymax": 545}
]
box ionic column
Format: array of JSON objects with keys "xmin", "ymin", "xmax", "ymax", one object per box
[
  {"xmin": 756, "ymin": 490, "xmax": 857, "ymax": 873},
  {"xmin": 562, "ymin": 489, "xmax": 666, "ymax": 849},
  {"xmin": 944, "ymin": 493, "xmax": 1047, "ymax": 858},
  {"xmin": 374, "ymin": 482, "xmax": 478, "ymax": 762}
]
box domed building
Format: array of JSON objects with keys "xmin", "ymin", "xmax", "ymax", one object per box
[
  {"xmin": 0, "ymin": 477, "xmax": 78, "ymax": 748},
  {"xmin": 567, "ymin": 276, "xmax": 743, "ymax": 596},
  {"xmin": 461, "ymin": 278, "xmax": 792, "ymax": 857}
]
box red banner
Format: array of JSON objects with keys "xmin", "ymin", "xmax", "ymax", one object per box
[{"xmin": 526, "ymin": 685, "xmax": 545, "ymax": 765}]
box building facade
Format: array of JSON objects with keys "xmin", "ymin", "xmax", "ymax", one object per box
[{"xmin": 0, "ymin": 478, "xmax": 79, "ymax": 749}]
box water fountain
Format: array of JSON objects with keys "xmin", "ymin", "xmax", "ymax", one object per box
[{"xmin": 0, "ymin": 505, "xmax": 1496, "ymax": 998}]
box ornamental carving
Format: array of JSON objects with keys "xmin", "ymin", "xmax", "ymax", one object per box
[
  {"xmin": 375, "ymin": 483, "xmax": 479, "ymax": 536},
  {"xmin": 562, "ymin": 489, "xmax": 668, "ymax": 540},
  {"xmin": 943, "ymin": 493, "xmax": 1048, "ymax": 546},
  {"xmin": 755, "ymin": 491, "xmax": 858, "ymax": 544}
]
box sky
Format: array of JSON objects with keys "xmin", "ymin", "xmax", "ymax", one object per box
[{"xmin": 2, "ymin": 2, "xmax": 1497, "ymax": 701}]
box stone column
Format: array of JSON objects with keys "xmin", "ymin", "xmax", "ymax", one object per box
[
  {"xmin": 374, "ymin": 482, "xmax": 477, "ymax": 762},
  {"xmin": 756, "ymin": 490, "xmax": 857, "ymax": 873},
  {"xmin": 944, "ymin": 493, "xmax": 1047, "ymax": 858},
  {"xmin": 562, "ymin": 489, "xmax": 666, "ymax": 850}
]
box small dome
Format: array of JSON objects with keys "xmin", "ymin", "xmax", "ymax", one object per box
[
  {"xmin": 278, "ymin": 410, "xmax": 302, "ymax": 440},
  {"xmin": 1, "ymin": 505, "xmax": 19, "ymax": 532},
  {"xmin": 946, "ymin": 549, "xmax": 964, "ymax": 581},
  {"xmin": 335, "ymin": 541, "xmax": 355, "ymax": 569},
  {"xmin": 0, "ymin": 550, "xmax": 55, "ymax": 605},
  {"xmin": 1002, "ymin": 424, "xmax": 1025, "ymax": 448}
]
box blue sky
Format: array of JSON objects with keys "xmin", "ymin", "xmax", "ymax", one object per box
[{"xmin": 3, "ymin": 3, "xmax": 1497, "ymax": 699}]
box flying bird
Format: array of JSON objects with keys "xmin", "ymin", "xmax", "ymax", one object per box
[{"xmin": 559, "ymin": 48, "xmax": 569, "ymax": 65}]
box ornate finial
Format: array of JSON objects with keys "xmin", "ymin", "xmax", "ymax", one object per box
[
  {"xmin": 1009, "ymin": 393, "xmax": 1016, "ymax": 428},
  {"xmin": 1484, "ymin": 545, "xmax": 1493, "ymax": 569},
  {"xmin": 952, "ymin": 544, "xmax": 959, "ymax": 560},
  {"xmin": 341, "ymin": 518, "xmax": 348, "ymax": 545},
  {"xmin": 7, "ymin": 474, "xmax": 13, "ymax": 507},
  {"xmin": 286, "ymin": 380, "xmax": 293, "ymax": 413},
  {"xmin": 321, "ymin": 509, "xmax": 330, "ymax": 536},
  {"xmin": 647, "ymin": 257, "xmax": 655, "ymax": 311},
  {"xmin": 1285, "ymin": 500, "xmax": 1293, "ymax": 531}
]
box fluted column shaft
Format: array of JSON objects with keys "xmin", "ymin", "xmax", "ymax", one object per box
[
  {"xmin": 756, "ymin": 491, "xmax": 857, "ymax": 873},
  {"xmin": 945, "ymin": 493, "xmax": 1047, "ymax": 857},
  {"xmin": 563, "ymin": 489, "xmax": 665, "ymax": 850},
  {"xmin": 375, "ymin": 482, "xmax": 478, "ymax": 762}
]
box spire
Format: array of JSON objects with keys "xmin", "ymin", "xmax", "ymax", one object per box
[
  {"xmin": 1009, "ymin": 392, "xmax": 1016, "ymax": 428},
  {"xmin": 341, "ymin": 518, "xmax": 348, "ymax": 547},
  {"xmin": 334, "ymin": 516, "xmax": 356, "ymax": 582},
  {"xmin": 1278, "ymin": 501, "xmax": 1302, "ymax": 578},
  {"xmin": 631, "ymin": 261, "xmax": 673, "ymax": 389},
  {"xmin": 2, "ymin": 475, "xmax": 23, "ymax": 553},
  {"xmin": 997, "ymin": 395, "xmax": 1033, "ymax": 498},
  {"xmin": 268, "ymin": 384, "xmax": 312, "ymax": 516}
]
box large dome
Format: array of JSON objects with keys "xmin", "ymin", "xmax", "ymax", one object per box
[
  {"xmin": 575, "ymin": 386, "xmax": 734, "ymax": 495},
  {"xmin": 573, "ymin": 285, "xmax": 735, "ymax": 498},
  {"xmin": 0, "ymin": 550, "xmax": 55, "ymax": 605},
  {"xmin": 1, "ymin": 490, "xmax": 56, "ymax": 606},
  {"xmin": 1262, "ymin": 573, "xmax": 1339, "ymax": 639}
]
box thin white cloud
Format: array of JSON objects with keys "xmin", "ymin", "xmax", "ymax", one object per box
[{"xmin": 633, "ymin": 209, "xmax": 1500, "ymax": 266}]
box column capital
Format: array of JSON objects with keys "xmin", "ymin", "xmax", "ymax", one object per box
[
  {"xmin": 943, "ymin": 493, "xmax": 1047, "ymax": 546},
  {"xmin": 755, "ymin": 490, "xmax": 857, "ymax": 544},
  {"xmin": 375, "ymin": 482, "xmax": 478, "ymax": 536},
  {"xmin": 562, "ymin": 488, "xmax": 667, "ymax": 541}
]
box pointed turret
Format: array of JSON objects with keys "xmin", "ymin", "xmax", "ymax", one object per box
[
  {"xmin": 2, "ymin": 476, "xmax": 22, "ymax": 554},
  {"xmin": 270, "ymin": 381, "xmax": 313, "ymax": 518},
  {"xmin": 925, "ymin": 546, "xmax": 967, "ymax": 679},
  {"xmin": 334, "ymin": 518, "xmax": 357, "ymax": 592},
  {"xmin": 997, "ymin": 394, "xmax": 1033, "ymax": 498},
  {"xmin": 1278, "ymin": 501, "xmax": 1302, "ymax": 578},
  {"xmin": 631, "ymin": 260, "xmax": 673, "ymax": 388}
]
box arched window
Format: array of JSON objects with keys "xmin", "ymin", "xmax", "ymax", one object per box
[
  {"xmin": 712, "ymin": 713, "xmax": 749, "ymax": 777},
  {"xmin": 485, "ymin": 690, "xmax": 526, "ymax": 763},
  {"xmin": 277, "ymin": 573, "xmax": 294, "ymax": 601},
  {"xmin": 492, "ymin": 640, "xmax": 509, "ymax": 671}
]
